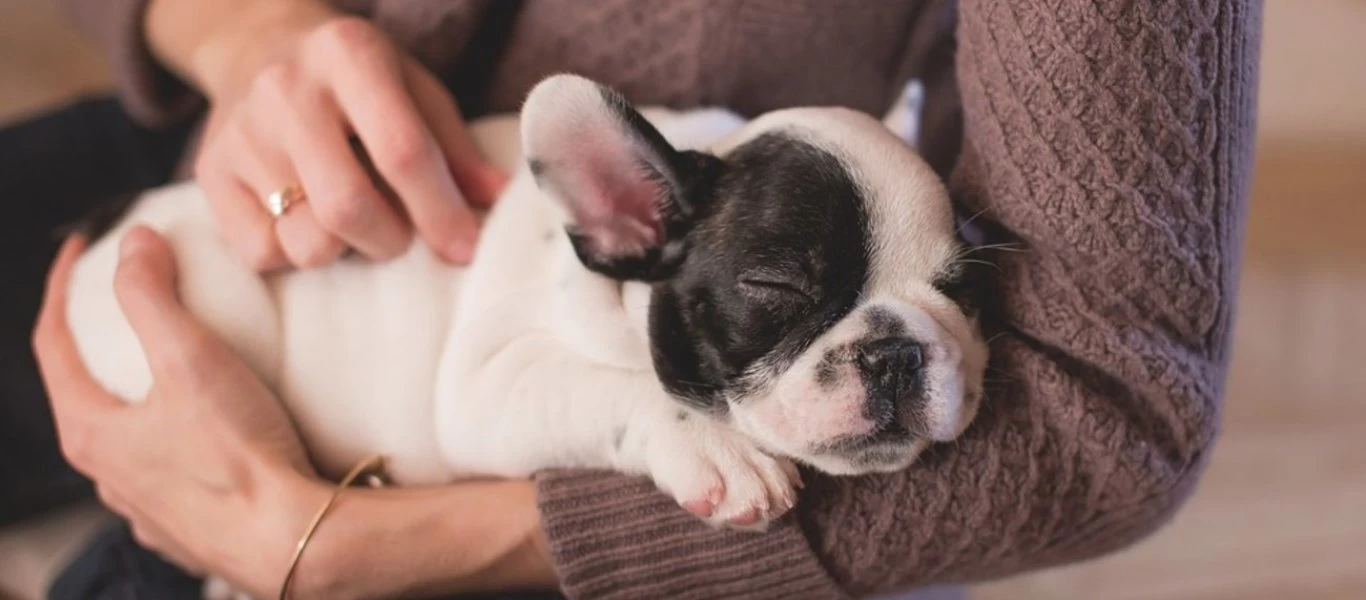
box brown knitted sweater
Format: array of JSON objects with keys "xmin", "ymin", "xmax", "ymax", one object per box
[{"xmin": 57, "ymin": 1, "xmax": 1261, "ymax": 598}]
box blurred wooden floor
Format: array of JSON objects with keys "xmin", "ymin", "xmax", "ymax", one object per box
[{"xmin": 2, "ymin": 1, "xmax": 1363, "ymax": 599}]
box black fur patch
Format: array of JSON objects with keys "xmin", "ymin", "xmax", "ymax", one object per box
[
  {"xmin": 527, "ymin": 158, "xmax": 547, "ymax": 179},
  {"xmin": 814, "ymin": 344, "xmax": 858, "ymax": 391},
  {"xmin": 815, "ymin": 352, "xmax": 840, "ymax": 390},
  {"xmin": 649, "ymin": 133, "xmax": 873, "ymax": 409},
  {"xmin": 863, "ymin": 307, "xmax": 907, "ymax": 338}
]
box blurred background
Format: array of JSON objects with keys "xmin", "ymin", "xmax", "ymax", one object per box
[{"xmin": 1, "ymin": 1, "xmax": 1362, "ymax": 599}]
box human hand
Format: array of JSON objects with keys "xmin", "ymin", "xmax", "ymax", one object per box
[
  {"xmin": 160, "ymin": 0, "xmax": 507, "ymax": 270},
  {"xmin": 32, "ymin": 229, "xmax": 321, "ymax": 596},
  {"xmin": 34, "ymin": 228, "xmax": 557, "ymax": 598}
]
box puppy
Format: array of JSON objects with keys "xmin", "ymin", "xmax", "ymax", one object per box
[{"xmin": 65, "ymin": 74, "xmax": 987, "ymax": 587}]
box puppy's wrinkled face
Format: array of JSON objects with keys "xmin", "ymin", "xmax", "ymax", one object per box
[{"xmin": 522, "ymin": 75, "xmax": 988, "ymax": 475}]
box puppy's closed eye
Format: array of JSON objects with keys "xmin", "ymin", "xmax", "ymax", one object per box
[{"xmin": 738, "ymin": 275, "xmax": 814, "ymax": 306}]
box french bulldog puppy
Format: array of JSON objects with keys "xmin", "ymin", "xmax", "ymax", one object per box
[{"xmin": 64, "ymin": 74, "xmax": 987, "ymax": 595}]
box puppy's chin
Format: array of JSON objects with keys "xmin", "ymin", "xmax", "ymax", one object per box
[
  {"xmin": 796, "ymin": 438, "xmax": 930, "ymax": 476},
  {"xmin": 725, "ymin": 375, "xmax": 981, "ymax": 476},
  {"xmin": 728, "ymin": 403, "xmax": 933, "ymax": 476}
]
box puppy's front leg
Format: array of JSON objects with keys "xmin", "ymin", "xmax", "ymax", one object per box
[
  {"xmin": 440, "ymin": 334, "xmax": 800, "ymax": 529},
  {"xmin": 617, "ymin": 400, "xmax": 802, "ymax": 530}
]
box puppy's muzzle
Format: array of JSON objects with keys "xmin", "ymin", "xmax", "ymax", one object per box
[{"xmin": 855, "ymin": 337, "xmax": 926, "ymax": 435}]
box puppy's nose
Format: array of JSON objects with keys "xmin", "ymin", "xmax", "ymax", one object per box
[
  {"xmin": 856, "ymin": 338, "xmax": 924, "ymax": 427},
  {"xmin": 856, "ymin": 338, "xmax": 923, "ymax": 376}
]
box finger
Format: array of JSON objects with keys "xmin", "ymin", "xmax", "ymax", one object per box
[
  {"xmin": 32, "ymin": 235, "xmax": 87, "ymax": 360},
  {"xmin": 276, "ymin": 198, "xmax": 351, "ymax": 268},
  {"xmin": 325, "ymin": 44, "xmax": 479, "ymax": 263},
  {"xmin": 249, "ymin": 74, "xmax": 409, "ymax": 262},
  {"xmin": 31, "ymin": 237, "xmax": 129, "ymax": 471},
  {"xmin": 195, "ymin": 138, "xmax": 289, "ymax": 271},
  {"xmin": 404, "ymin": 61, "xmax": 509, "ymax": 207},
  {"xmin": 235, "ymin": 116, "xmax": 348, "ymax": 268},
  {"xmin": 32, "ymin": 237, "xmax": 124, "ymax": 412},
  {"xmin": 111, "ymin": 227, "xmax": 222, "ymax": 375},
  {"xmin": 279, "ymin": 97, "xmax": 412, "ymax": 260}
]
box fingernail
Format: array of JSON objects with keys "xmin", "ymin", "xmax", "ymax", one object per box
[{"xmin": 446, "ymin": 236, "xmax": 476, "ymax": 263}]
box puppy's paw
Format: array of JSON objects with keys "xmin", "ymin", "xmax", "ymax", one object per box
[
  {"xmin": 647, "ymin": 416, "xmax": 802, "ymax": 531},
  {"xmin": 203, "ymin": 576, "xmax": 254, "ymax": 600}
]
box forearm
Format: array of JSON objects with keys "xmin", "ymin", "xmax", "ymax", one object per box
[
  {"xmin": 811, "ymin": 0, "xmax": 1261, "ymax": 590},
  {"xmin": 144, "ymin": 0, "xmax": 336, "ymax": 99},
  {"xmin": 535, "ymin": 0, "xmax": 1260, "ymax": 597},
  {"xmin": 283, "ymin": 475, "xmax": 557, "ymax": 600}
]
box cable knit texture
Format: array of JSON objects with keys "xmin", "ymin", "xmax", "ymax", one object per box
[{"xmin": 58, "ymin": 0, "xmax": 1260, "ymax": 598}]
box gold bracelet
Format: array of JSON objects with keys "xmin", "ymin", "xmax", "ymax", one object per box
[{"xmin": 278, "ymin": 454, "xmax": 388, "ymax": 600}]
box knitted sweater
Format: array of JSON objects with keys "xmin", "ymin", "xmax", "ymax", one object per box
[{"xmin": 56, "ymin": 1, "xmax": 1261, "ymax": 598}]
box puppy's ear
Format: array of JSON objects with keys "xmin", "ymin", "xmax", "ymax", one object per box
[{"xmin": 521, "ymin": 74, "xmax": 721, "ymax": 281}]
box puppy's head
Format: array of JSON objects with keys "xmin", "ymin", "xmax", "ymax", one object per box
[{"xmin": 522, "ymin": 75, "xmax": 988, "ymax": 475}]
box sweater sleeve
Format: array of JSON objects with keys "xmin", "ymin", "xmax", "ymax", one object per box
[
  {"xmin": 55, "ymin": 0, "xmax": 203, "ymax": 127},
  {"xmin": 533, "ymin": 1, "xmax": 1261, "ymax": 598},
  {"xmin": 53, "ymin": 0, "xmax": 495, "ymax": 128}
]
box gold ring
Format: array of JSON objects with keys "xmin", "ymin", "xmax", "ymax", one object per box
[{"xmin": 265, "ymin": 185, "xmax": 305, "ymax": 218}]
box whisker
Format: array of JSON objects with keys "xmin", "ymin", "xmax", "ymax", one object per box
[
  {"xmin": 955, "ymin": 207, "xmax": 990, "ymax": 235},
  {"xmin": 955, "ymin": 258, "xmax": 1002, "ymax": 273},
  {"xmin": 967, "ymin": 242, "xmax": 1026, "ymax": 254}
]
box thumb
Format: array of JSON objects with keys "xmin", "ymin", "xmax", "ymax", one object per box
[{"xmin": 113, "ymin": 227, "xmax": 211, "ymax": 374}]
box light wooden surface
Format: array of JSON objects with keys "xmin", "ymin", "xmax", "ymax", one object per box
[{"xmin": 1, "ymin": 1, "xmax": 1362, "ymax": 599}]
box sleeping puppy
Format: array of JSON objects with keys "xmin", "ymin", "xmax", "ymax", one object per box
[{"xmin": 65, "ymin": 73, "xmax": 986, "ymax": 567}]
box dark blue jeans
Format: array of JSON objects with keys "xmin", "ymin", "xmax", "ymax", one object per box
[{"xmin": 1, "ymin": 98, "xmax": 563, "ymax": 600}]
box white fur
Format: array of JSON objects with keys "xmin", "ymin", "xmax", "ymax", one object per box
[
  {"xmin": 63, "ymin": 75, "xmax": 972, "ymax": 598},
  {"xmin": 68, "ymin": 101, "xmax": 792, "ymax": 599},
  {"xmin": 66, "ymin": 95, "xmax": 797, "ymax": 513}
]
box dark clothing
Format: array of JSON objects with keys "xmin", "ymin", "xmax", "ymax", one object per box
[{"xmin": 0, "ymin": 97, "xmax": 193, "ymax": 528}]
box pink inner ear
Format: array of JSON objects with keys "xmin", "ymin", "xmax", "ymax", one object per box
[{"xmin": 560, "ymin": 130, "xmax": 668, "ymax": 258}]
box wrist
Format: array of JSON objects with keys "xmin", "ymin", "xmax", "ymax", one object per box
[
  {"xmin": 181, "ymin": 459, "xmax": 333, "ymax": 599},
  {"xmin": 265, "ymin": 463, "xmax": 379, "ymax": 600},
  {"xmin": 146, "ymin": 0, "xmax": 337, "ymax": 100},
  {"xmin": 254, "ymin": 466, "xmax": 336, "ymax": 598},
  {"xmin": 282, "ymin": 478, "xmax": 558, "ymax": 599}
]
